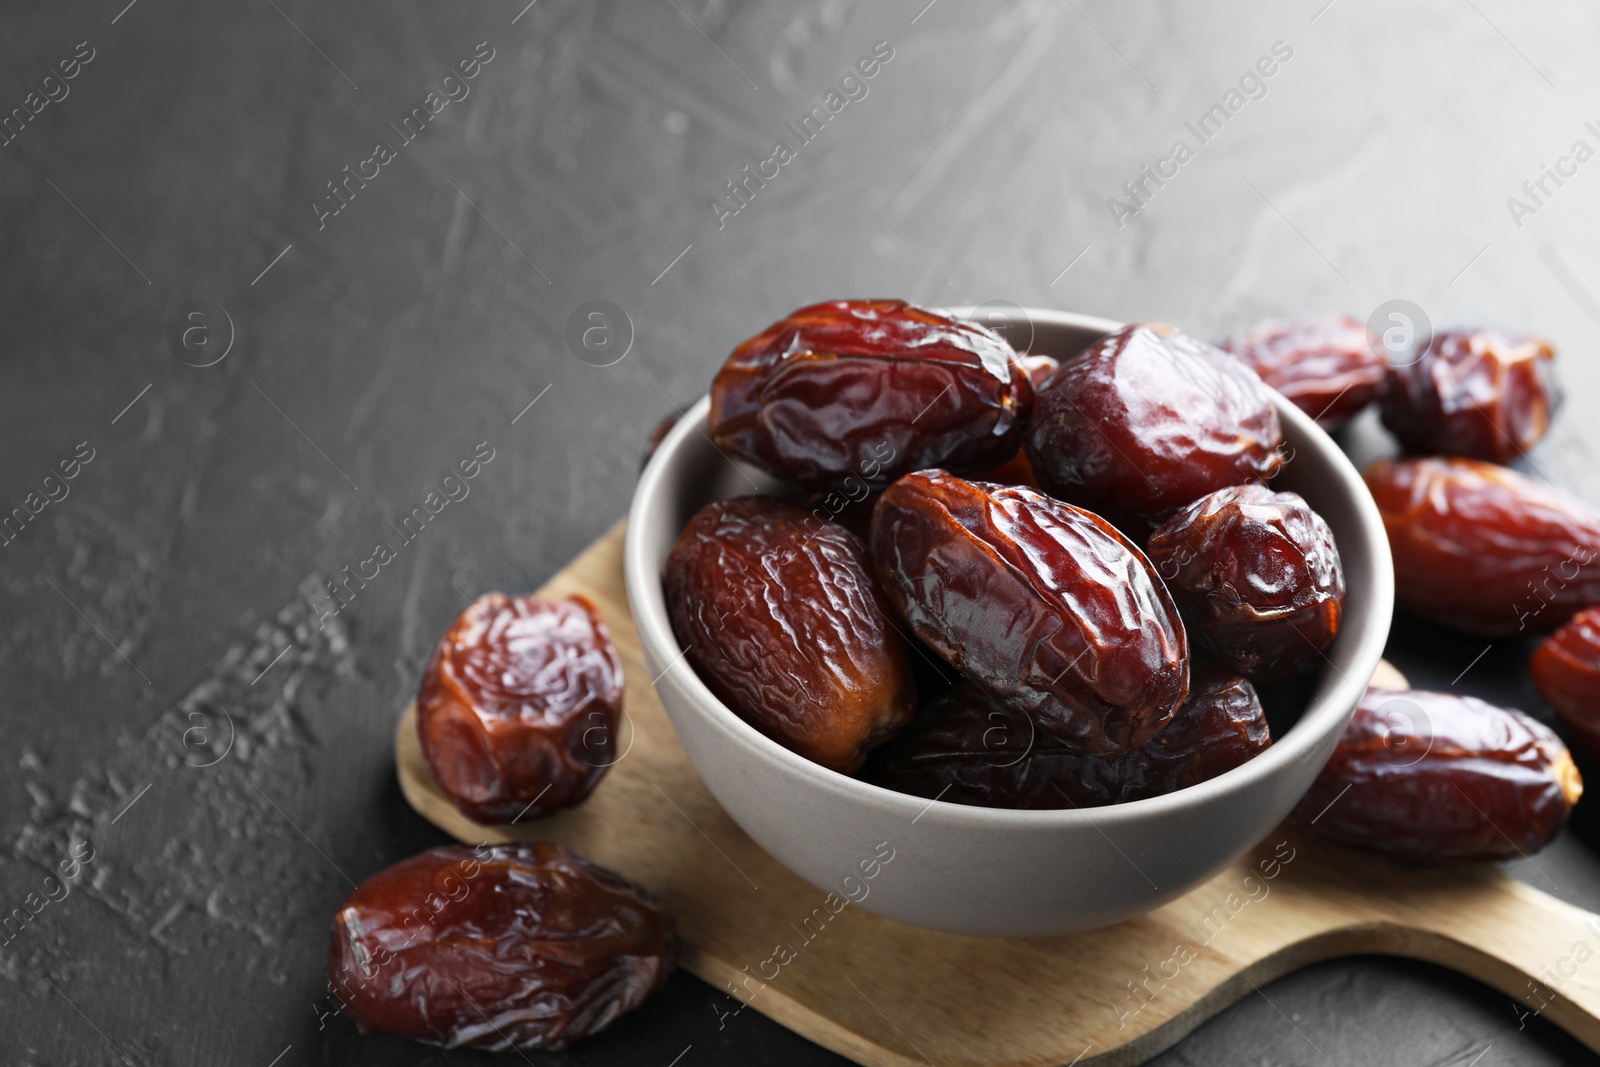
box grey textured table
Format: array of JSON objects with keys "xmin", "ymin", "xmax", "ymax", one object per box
[{"xmin": 4, "ymin": 1, "xmax": 1600, "ymax": 1064}]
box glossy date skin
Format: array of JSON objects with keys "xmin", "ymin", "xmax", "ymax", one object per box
[
  {"xmin": 1531, "ymin": 607, "xmax": 1600, "ymax": 761},
  {"xmin": 1146, "ymin": 485, "xmax": 1345, "ymax": 680},
  {"xmin": 328, "ymin": 844, "xmax": 675, "ymax": 1051},
  {"xmin": 418, "ymin": 594, "xmax": 622, "ymax": 825},
  {"xmin": 1364, "ymin": 456, "xmax": 1600, "ymax": 637},
  {"xmin": 665, "ymin": 496, "xmax": 916, "ymax": 772},
  {"xmin": 1380, "ymin": 328, "xmax": 1558, "ymax": 463},
  {"xmin": 871, "ymin": 470, "xmax": 1189, "ymax": 754},
  {"xmin": 1289, "ymin": 688, "xmax": 1582, "ymax": 863},
  {"xmin": 873, "ymin": 665, "xmax": 1268, "ymax": 809},
  {"xmin": 708, "ymin": 300, "xmax": 1032, "ymax": 489},
  {"xmin": 1026, "ymin": 323, "xmax": 1284, "ymax": 534},
  {"xmin": 1218, "ymin": 314, "xmax": 1385, "ymax": 430}
]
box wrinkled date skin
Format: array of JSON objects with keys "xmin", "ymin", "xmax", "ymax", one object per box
[
  {"xmin": 418, "ymin": 594, "xmax": 623, "ymax": 824},
  {"xmin": 1365, "ymin": 456, "xmax": 1600, "ymax": 637},
  {"xmin": 1381, "ymin": 328, "xmax": 1558, "ymax": 463},
  {"xmin": 1531, "ymin": 607, "xmax": 1600, "ymax": 761},
  {"xmin": 1146, "ymin": 484, "xmax": 1345, "ymax": 680},
  {"xmin": 873, "ymin": 665, "xmax": 1268, "ymax": 809},
  {"xmin": 1026, "ymin": 322, "xmax": 1284, "ymax": 534},
  {"xmin": 1290, "ymin": 688, "xmax": 1582, "ymax": 863},
  {"xmin": 665, "ymin": 496, "xmax": 916, "ymax": 771},
  {"xmin": 328, "ymin": 844, "xmax": 675, "ymax": 1051},
  {"xmin": 1219, "ymin": 314, "xmax": 1385, "ymax": 431},
  {"xmin": 708, "ymin": 300, "xmax": 1032, "ymax": 489},
  {"xmin": 871, "ymin": 470, "xmax": 1189, "ymax": 754}
]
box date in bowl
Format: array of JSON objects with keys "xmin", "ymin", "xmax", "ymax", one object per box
[{"xmin": 625, "ymin": 307, "xmax": 1393, "ymax": 936}]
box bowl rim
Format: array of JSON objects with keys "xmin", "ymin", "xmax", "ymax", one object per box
[{"xmin": 625, "ymin": 306, "xmax": 1394, "ymax": 831}]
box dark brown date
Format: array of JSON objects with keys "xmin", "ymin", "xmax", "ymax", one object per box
[
  {"xmin": 1531, "ymin": 607, "xmax": 1600, "ymax": 761},
  {"xmin": 871, "ymin": 470, "xmax": 1189, "ymax": 754},
  {"xmin": 665, "ymin": 496, "xmax": 916, "ymax": 771},
  {"xmin": 873, "ymin": 665, "xmax": 1268, "ymax": 809},
  {"xmin": 1146, "ymin": 484, "xmax": 1345, "ymax": 679},
  {"xmin": 1025, "ymin": 322, "xmax": 1284, "ymax": 534},
  {"xmin": 418, "ymin": 594, "xmax": 622, "ymax": 825},
  {"xmin": 1218, "ymin": 314, "xmax": 1385, "ymax": 430},
  {"xmin": 1290, "ymin": 688, "xmax": 1582, "ymax": 862},
  {"xmin": 328, "ymin": 843, "xmax": 674, "ymax": 1051},
  {"xmin": 708, "ymin": 299, "xmax": 1032, "ymax": 489},
  {"xmin": 1364, "ymin": 456, "xmax": 1600, "ymax": 637},
  {"xmin": 1380, "ymin": 328, "xmax": 1558, "ymax": 463}
]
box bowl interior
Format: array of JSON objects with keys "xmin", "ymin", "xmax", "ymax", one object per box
[{"xmin": 627, "ymin": 308, "xmax": 1393, "ymax": 830}]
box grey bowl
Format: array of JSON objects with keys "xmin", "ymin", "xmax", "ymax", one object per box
[{"xmin": 625, "ymin": 307, "xmax": 1393, "ymax": 936}]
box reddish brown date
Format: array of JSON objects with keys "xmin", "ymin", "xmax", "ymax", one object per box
[
  {"xmin": 1025, "ymin": 322, "xmax": 1284, "ymax": 534},
  {"xmin": 418, "ymin": 594, "xmax": 622, "ymax": 825},
  {"xmin": 708, "ymin": 300, "xmax": 1032, "ymax": 489},
  {"xmin": 871, "ymin": 470, "xmax": 1189, "ymax": 754},
  {"xmin": 1290, "ymin": 688, "xmax": 1582, "ymax": 862},
  {"xmin": 665, "ymin": 496, "xmax": 916, "ymax": 772},
  {"xmin": 1218, "ymin": 314, "xmax": 1385, "ymax": 430},
  {"xmin": 1531, "ymin": 607, "xmax": 1600, "ymax": 760},
  {"xmin": 328, "ymin": 843, "xmax": 674, "ymax": 1051},
  {"xmin": 1364, "ymin": 456, "xmax": 1600, "ymax": 637},
  {"xmin": 1380, "ymin": 328, "xmax": 1558, "ymax": 463},
  {"xmin": 1146, "ymin": 485, "xmax": 1345, "ymax": 679},
  {"xmin": 873, "ymin": 665, "xmax": 1268, "ymax": 809}
]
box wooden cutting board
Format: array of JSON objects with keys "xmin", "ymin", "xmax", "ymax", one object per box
[{"xmin": 395, "ymin": 523, "xmax": 1600, "ymax": 1066}]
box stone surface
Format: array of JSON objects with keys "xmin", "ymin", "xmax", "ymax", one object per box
[{"xmin": 1, "ymin": 0, "xmax": 1598, "ymax": 1063}]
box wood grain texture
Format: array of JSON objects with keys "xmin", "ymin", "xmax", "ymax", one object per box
[{"xmin": 396, "ymin": 523, "xmax": 1600, "ymax": 1066}]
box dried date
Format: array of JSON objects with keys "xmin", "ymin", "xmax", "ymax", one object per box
[
  {"xmin": 708, "ymin": 299, "xmax": 1032, "ymax": 489},
  {"xmin": 418, "ymin": 594, "xmax": 623, "ymax": 824},
  {"xmin": 1290, "ymin": 688, "xmax": 1581, "ymax": 862},
  {"xmin": 1380, "ymin": 327, "xmax": 1558, "ymax": 463},
  {"xmin": 328, "ymin": 843, "xmax": 674, "ymax": 1051},
  {"xmin": 870, "ymin": 470, "xmax": 1189, "ymax": 754},
  {"xmin": 1364, "ymin": 456, "xmax": 1600, "ymax": 637},
  {"xmin": 1218, "ymin": 314, "xmax": 1385, "ymax": 430},
  {"xmin": 1146, "ymin": 484, "xmax": 1345, "ymax": 679},
  {"xmin": 873, "ymin": 664, "xmax": 1267, "ymax": 809},
  {"xmin": 1025, "ymin": 322, "xmax": 1284, "ymax": 534},
  {"xmin": 665, "ymin": 496, "xmax": 916, "ymax": 771},
  {"xmin": 1531, "ymin": 607, "xmax": 1600, "ymax": 761}
]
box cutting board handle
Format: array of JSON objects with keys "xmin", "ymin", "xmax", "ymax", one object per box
[
  {"xmin": 1292, "ymin": 863, "xmax": 1600, "ymax": 1049},
  {"xmin": 1362, "ymin": 870, "xmax": 1600, "ymax": 1046}
]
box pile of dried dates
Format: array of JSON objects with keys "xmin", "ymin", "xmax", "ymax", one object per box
[
  {"xmin": 324, "ymin": 591, "xmax": 676, "ymax": 1051},
  {"xmin": 666, "ymin": 300, "xmax": 1588, "ymax": 863},
  {"xmin": 667, "ymin": 300, "xmax": 1339, "ymax": 812}
]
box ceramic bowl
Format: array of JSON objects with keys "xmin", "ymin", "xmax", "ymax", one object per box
[{"xmin": 625, "ymin": 307, "xmax": 1393, "ymax": 936}]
